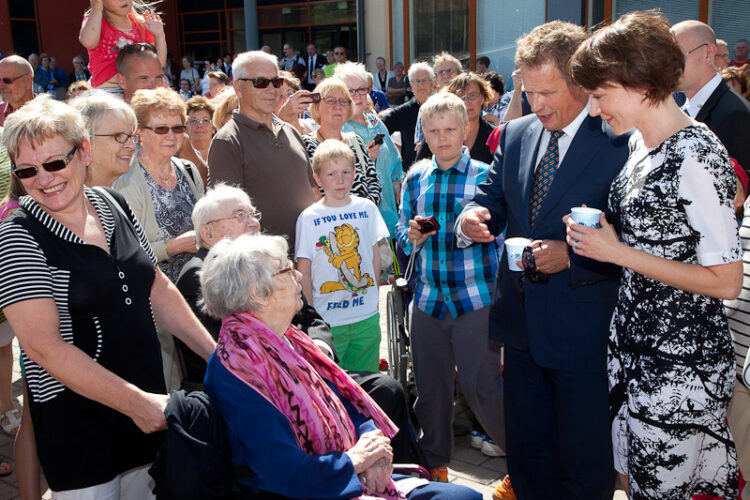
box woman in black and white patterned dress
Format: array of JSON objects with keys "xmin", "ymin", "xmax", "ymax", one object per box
[{"xmin": 566, "ymin": 12, "xmax": 742, "ymax": 500}]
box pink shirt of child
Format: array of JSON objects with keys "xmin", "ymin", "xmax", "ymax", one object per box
[{"xmin": 84, "ymin": 12, "xmax": 155, "ymax": 87}]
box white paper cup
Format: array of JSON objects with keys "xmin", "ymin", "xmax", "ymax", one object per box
[
  {"xmin": 571, "ymin": 207, "xmax": 603, "ymax": 228},
  {"xmin": 505, "ymin": 237, "xmax": 532, "ymax": 271}
]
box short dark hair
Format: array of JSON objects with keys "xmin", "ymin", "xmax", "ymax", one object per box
[
  {"xmin": 207, "ymin": 71, "xmax": 229, "ymax": 84},
  {"xmin": 476, "ymin": 56, "xmax": 490, "ymax": 66},
  {"xmin": 446, "ymin": 72, "xmax": 493, "ymax": 108},
  {"xmin": 722, "ymin": 66, "xmax": 749, "ymax": 95},
  {"xmin": 483, "ymin": 71, "xmax": 504, "ymax": 94},
  {"xmin": 515, "ymin": 21, "xmax": 587, "ymax": 85},
  {"xmin": 570, "ymin": 11, "xmax": 684, "ymax": 104},
  {"xmin": 115, "ymin": 43, "xmax": 158, "ymax": 74}
]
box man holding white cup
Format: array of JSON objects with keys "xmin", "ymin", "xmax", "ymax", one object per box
[{"xmin": 455, "ymin": 21, "xmax": 629, "ymax": 500}]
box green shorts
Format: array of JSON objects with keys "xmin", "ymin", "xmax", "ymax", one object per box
[{"xmin": 330, "ymin": 312, "xmax": 381, "ymax": 372}]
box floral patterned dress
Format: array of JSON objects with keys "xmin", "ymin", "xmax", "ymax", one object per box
[{"xmin": 608, "ymin": 125, "xmax": 741, "ymax": 500}]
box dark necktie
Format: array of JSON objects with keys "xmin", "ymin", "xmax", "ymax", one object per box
[{"xmin": 529, "ymin": 130, "xmax": 564, "ymax": 226}]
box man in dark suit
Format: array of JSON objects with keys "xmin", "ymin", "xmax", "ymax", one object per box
[
  {"xmin": 457, "ymin": 21, "xmax": 629, "ymax": 500},
  {"xmin": 673, "ymin": 21, "xmax": 750, "ymax": 180},
  {"xmin": 302, "ymin": 43, "xmax": 325, "ymax": 90}
]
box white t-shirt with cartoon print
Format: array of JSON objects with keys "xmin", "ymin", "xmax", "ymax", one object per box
[{"xmin": 295, "ymin": 196, "xmax": 389, "ymax": 327}]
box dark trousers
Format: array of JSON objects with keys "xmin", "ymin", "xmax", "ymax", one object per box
[
  {"xmin": 503, "ymin": 346, "xmax": 613, "ymax": 500},
  {"xmin": 350, "ymin": 371, "xmax": 413, "ymax": 463}
]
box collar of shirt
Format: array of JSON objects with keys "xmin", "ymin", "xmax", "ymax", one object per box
[
  {"xmin": 684, "ymin": 73, "xmax": 722, "ymax": 118},
  {"xmin": 428, "ymin": 146, "xmax": 471, "ymax": 175},
  {"xmin": 232, "ymin": 110, "xmax": 283, "ymax": 132},
  {"xmin": 535, "ymin": 101, "xmax": 590, "ymax": 168}
]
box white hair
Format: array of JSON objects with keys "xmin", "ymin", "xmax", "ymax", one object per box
[
  {"xmin": 333, "ymin": 61, "xmax": 371, "ymax": 86},
  {"xmin": 69, "ymin": 90, "xmax": 137, "ymax": 143},
  {"xmin": 232, "ymin": 51, "xmax": 278, "ymax": 79},
  {"xmin": 408, "ymin": 62, "xmax": 435, "ymax": 82},
  {"xmin": 200, "ymin": 234, "xmax": 288, "ymax": 319},
  {"xmin": 191, "ymin": 183, "xmax": 254, "ymax": 247}
]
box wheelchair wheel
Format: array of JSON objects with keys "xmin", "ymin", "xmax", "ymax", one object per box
[{"xmin": 386, "ymin": 286, "xmax": 409, "ymax": 392}]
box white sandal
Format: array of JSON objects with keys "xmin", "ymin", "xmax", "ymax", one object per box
[{"xmin": 1, "ymin": 408, "xmax": 20, "ymax": 436}]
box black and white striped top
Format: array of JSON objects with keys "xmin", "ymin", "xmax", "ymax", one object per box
[
  {"xmin": 725, "ymin": 199, "xmax": 750, "ymax": 388},
  {"xmin": 0, "ymin": 186, "xmax": 166, "ymax": 491}
]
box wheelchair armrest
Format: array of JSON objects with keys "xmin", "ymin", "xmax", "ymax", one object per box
[{"xmin": 392, "ymin": 463, "xmax": 431, "ymax": 480}]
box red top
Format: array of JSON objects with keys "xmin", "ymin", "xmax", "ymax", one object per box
[
  {"xmin": 84, "ymin": 12, "xmax": 155, "ymax": 87},
  {"xmin": 729, "ymin": 60, "xmax": 748, "ymax": 68}
]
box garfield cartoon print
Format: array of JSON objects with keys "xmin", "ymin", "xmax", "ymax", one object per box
[
  {"xmin": 318, "ymin": 223, "xmax": 374, "ymax": 294},
  {"xmin": 296, "ymin": 197, "xmax": 390, "ymax": 371}
]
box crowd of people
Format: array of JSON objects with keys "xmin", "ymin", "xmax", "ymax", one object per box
[{"xmin": 0, "ymin": 2, "xmax": 749, "ymax": 500}]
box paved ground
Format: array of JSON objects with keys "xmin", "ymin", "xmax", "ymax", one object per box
[{"xmin": 0, "ymin": 286, "xmax": 625, "ymax": 499}]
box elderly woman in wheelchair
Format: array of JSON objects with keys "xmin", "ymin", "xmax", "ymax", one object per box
[{"xmin": 201, "ymin": 234, "xmax": 480, "ymax": 499}]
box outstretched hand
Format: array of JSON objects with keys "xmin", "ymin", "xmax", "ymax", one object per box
[
  {"xmin": 460, "ymin": 207, "xmax": 494, "ymax": 243},
  {"xmin": 142, "ymin": 10, "xmax": 165, "ymax": 37}
]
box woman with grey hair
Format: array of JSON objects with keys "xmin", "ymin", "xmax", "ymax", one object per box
[
  {"xmin": 70, "ymin": 90, "xmax": 137, "ymax": 187},
  {"xmin": 0, "ymin": 95, "xmax": 215, "ymax": 498},
  {"xmin": 201, "ymin": 233, "xmax": 481, "ymax": 500}
]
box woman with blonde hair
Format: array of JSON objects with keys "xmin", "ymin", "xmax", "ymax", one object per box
[{"xmin": 212, "ymin": 88, "xmax": 238, "ymax": 129}]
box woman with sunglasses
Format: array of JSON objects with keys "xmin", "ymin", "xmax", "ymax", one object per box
[
  {"xmin": 302, "ymin": 78, "xmax": 381, "ymax": 206},
  {"xmin": 70, "ymin": 90, "xmax": 138, "ymax": 188},
  {"xmin": 0, "ymin": 95, "xmax": 215, "ymax": 498}
]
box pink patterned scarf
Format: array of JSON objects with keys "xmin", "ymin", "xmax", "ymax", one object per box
[{"xmin": 217, "ymin": 312, "xmax": 406, "ymax": 499}]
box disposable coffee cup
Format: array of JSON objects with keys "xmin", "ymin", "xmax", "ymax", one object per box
[
  {"xmin": 571, "ymin": 207, "xmax": 603, "ymax": 228},
  {"xmin": 505, "ymin": 237, "xmax": 532, "ymax": 271}
]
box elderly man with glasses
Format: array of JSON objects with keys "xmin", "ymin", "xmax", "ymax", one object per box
[
  {"xmin": 0, "ymin": 55, "xmax": 35, "ymax": 126},
  {"xmin": 68, "ymin": 55, "xmax": 92, "ymax": 84},
  {"xmin": 207, "ymin": 50, "xmax": 318, "ymax": 252}
]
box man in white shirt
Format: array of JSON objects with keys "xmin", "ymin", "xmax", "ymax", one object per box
[{"xmin": 673, "ymin": 20, "xmax": 750, "ymax": 178}]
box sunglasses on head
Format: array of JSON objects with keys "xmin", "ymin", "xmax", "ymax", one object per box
[
  {"xmin": 1, "ymin": 73, "xmax": 30, "ymax": 85},
  {"xmin": 237, "ymin": 77, "xmax": 284, "ymax": 89},
  {"xmin": 12, "ymin": 146, "xmax": 77, "ymax": 179},
  {"xmin": 521, "ymin": 246, "xmax": 548, "ymax": 283},
  {"xmin": 142, "ymin": 125, "xmax": 186, "ymax": 135},
  {"xmin": 120, "ymin": 42, "xmax": 157, "ymax": 55}
]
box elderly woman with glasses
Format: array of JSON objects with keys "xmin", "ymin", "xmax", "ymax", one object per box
[
  {"xmin": 335, "ymin": 62, "xmax": 403, "ymax": 237},
  {"xmin": 416, "ymin": 73, "xmax": 494, "ymax": 165},
  {"xmin": 302, "ymin": 78, "xmax": 381, "ymax": 206},
  {"xmin": 201, "ymin": 233, "xmax": 480, "ymax": 500},
  {"xmin": 184, "ymin": 95, "xmax": 215, "ymax": 161},
  {"xmin": 70, "ymin": 90, "xmax": 138, "ymax": 187},
  {"xmin": 0, "ymin": 95, "xmax": 214, "ymax": 498}
]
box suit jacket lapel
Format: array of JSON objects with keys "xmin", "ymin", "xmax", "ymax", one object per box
[
  {"xmin": 534, "ymin": 115, "xmax": 603, "ymax": 225},
  {"xmin": 518, "ymin": 121, "xmax": 543, "ymax": 234},
  {"xmin": 695, "ymin": 81, "xmax": 727, "ymax": 123}
]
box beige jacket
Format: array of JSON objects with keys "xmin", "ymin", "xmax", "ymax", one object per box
[{"xmin": 113, "ymin": 154, "xmax": 204, "ymax": 262}]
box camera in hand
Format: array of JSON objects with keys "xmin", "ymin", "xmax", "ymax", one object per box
[
  {"xmin": 373, "ymin": 133, "xmax": 385, "ymax": 145},
  {"xmin": 417, "ymin": 216, "xmax": 440, "ymax": 234},
  {"xmin": 309, "ymin": 93, "xmax": 322, "ymax": 103}
]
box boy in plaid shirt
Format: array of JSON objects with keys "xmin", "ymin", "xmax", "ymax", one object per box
[{"xmin": 396, "ymin": 92, "xmax": 505, "ymax": 481}]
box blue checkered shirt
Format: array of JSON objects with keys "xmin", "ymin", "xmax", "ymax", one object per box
[{"xmin": 396, "ymin": 147, "xmax": 499, "ymax": 319}]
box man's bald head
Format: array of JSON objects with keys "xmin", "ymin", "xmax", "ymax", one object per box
[
  {"xmin": 671, "ymin": 20, "xmax": 719, "ymax": 98},
  {"xmin": 0, "ymin": 56, "xmax": 34, "ymax": 109}
]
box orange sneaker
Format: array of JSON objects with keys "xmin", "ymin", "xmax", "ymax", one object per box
[
  {"xmin": 492, "ymin": 475, "xmax": 516, "ymax": 499},
  {"xmin": 430, "ymin": 465, "xmax": 448, "ymax": 482}
]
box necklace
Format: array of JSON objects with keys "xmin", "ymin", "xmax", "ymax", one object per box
[
  {"xmin": 139, "ymin": 154, "xmax": 174, "ymax": 187},
  {"xmin": 317, "ymin": 129, "xmax": 342, "ymax": 142}
]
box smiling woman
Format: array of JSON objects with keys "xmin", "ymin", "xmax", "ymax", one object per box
[{"xmin": 0, "ymin": 94, "xmax": 215, "ymax": 497}]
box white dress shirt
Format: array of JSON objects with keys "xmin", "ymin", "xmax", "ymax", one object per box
[{"xmin": 683, "ymin": 73, "xmax": 722, "ymax": 118}]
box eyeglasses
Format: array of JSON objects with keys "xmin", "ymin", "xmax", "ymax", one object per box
[
  {"xmin": 119, "ymin": 42, "xmax": 157, "ymax": 55},
  {"xmin": 348, "ymin": 86, "xmax": 369, "ymax": 96},
  {"xmin": 521, "ymin": 246, "xmax": 548, "ymax": 283},
  {"xmin": 142, "ymin": 125, "xmax": 186, "ymax": 135},
  {"xmin": 12, "ymin": 146, "xmax": 77, "ymax": 179},
  {"xmin": 459, "ymin": 92, "xmax": 482, "ymax": 102},
  {"xmin": 206, "ymin": 210, "xmax": 262, "ymax": 226},
  {"xmin": 187, "ymin": 118, "xmax": 212, "ymax": 126},
  {"xmin": 334, "ymin": 52, "xmax": 345, "ymax": 55},
  {"xmin": 412, "ymin": 78, "xmax": 432, "ymax": 85},
  {"xmin": 686, "ymin": 43, "xmax": 709, "ymax": 56},
  {"xmin": 273, "ymin": 262, "xmax": 295, "ymax": 276},
  {"xmin": 323, "ymin": 96, "xmax": 352, "ymax": 106},
  {"xmin": 0, "ymin": 73, "xmax": 30, "ymax": 85},
  {"xmin": 94, "ymin": 131, "xmax": 137, "ymax": 144},
  {"xmin": 438, "ymin": 68, "xmax": 459, "ymax": 76},
  {"xmin": 237, "ymin": 77, "xmax": 284, "ymax": 88}
]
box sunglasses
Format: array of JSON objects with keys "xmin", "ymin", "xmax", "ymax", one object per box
[
  {"xmin": 119, "ymin": 42, "xmax": 157, "ymax": 55},
  {"xmin": 0, "ymin": 73, "xmax": 30, "ymax": 85},
  {"xmin": 12, "ymin": 146, "xmax": 77, "ymax": 179},
  {"xmin": 94, "ymin": 132, "xmax": 137, "ymax": 144},
  {"xmin": 142, "ymin": 125, "xmax": 186, "ymax": 135},
  {"xmin": 521, "ymin": 246, "xmax": 548, "ymax": 283},
  {"xmin": 237, "ymin": 77, "xmax": 284, "ymax": 88}
]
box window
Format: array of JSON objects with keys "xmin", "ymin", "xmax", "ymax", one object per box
[
  {"xmin": 410, "ymin": 0, "xmax": 470, "ymax": 65},
  {"xmin": 611, "ymin": 0, "xmax": 699, "ymax": 24},
  {"xmin": 709, "ymin": 0, "xmax": 750, "ymax": 59}
]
